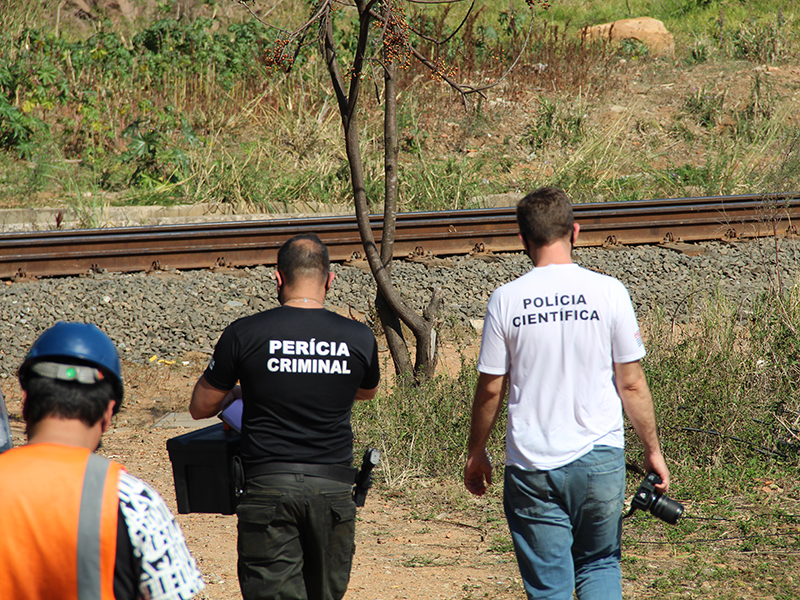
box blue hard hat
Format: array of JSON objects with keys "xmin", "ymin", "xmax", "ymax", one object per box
[{"xmin": 19, "ymin": 322, "xmax": 124, "ymax": 408}]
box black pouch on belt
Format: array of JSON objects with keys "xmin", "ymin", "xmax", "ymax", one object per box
[{"xmin": 232, "ymin": 454, "xmax": 245, "ymax": 498}]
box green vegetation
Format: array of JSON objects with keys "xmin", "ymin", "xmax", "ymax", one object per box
[
  {"xmin": 353, "ymin": 352, "xmax": 489, "ymax": 485},
  {"xmin": 0, "ymin": 1, "xmax": 797, "ymax": 215},
  {"xmin": 644, "ymin": 286, "xmax": 800, "ymax": 477}
]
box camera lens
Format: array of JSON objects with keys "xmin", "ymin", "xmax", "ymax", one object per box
[{"xmin": 650, "ymin": 494, "xmax": 684, "ymax": 524}]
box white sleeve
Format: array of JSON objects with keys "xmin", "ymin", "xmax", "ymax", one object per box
[
  {"xmin": 610, "ymin": 282, "xmax": 646, "ymax": 364},
  {"xmin": 118, "ymin": 471, "xmax": 206, "ymax": 600},
  {"xmin": 477, "ymin": 291, "xmax": 510, "ymax": 375}
]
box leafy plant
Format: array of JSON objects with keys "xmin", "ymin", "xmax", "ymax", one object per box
[
  {"xmin": 0, "ymin": 97, "xmax": 41, "ymax": 158},
  {"xmin": 618, "ymin": 37, "xmax": 649, "ymax": 59},
  {"xmin": 522, "ymin": 96, "xmax": 585, "ymax": 150},
  {"xmin": 119, "ymin": 119, "xmax": 189, "ymax": 192},
  {"xmin": 683, "ymin": 87, "xmax": 725, "ymax": 128}
]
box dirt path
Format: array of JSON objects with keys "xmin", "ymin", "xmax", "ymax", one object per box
[{"xmin": 112, "ymin": 392, "xmax": 525, "ymax": 600}]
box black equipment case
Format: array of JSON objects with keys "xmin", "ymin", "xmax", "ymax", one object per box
[{"xmin": 166, "ymin": 423, "xmax": 241, "ymax": 515}]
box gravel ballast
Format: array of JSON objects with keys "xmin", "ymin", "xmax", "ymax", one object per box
[{"xmin": 1, "ymin": 238, "xmax": 798, "ymax": 379}]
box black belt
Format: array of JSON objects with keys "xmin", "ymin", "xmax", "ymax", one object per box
[{"xmin": 246, "ymin": 462, "xmax": 357, "ymax": 484}]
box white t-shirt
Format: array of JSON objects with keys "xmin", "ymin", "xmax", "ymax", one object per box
[{"xmin": 478, "ymin": 263, "xmax": 645, "ymax": 470}]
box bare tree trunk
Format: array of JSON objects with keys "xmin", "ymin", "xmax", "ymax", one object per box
[
  {"xmin": 376, "ymin": 25, "xmax": 414, "ymax": 379},
  {"xmin": 322, "ymin": 1, "xmax": 439, "ymax": 381},
  {"xmin": 383, "ymin": 51, "xmax": 441, "ymax": 380}
]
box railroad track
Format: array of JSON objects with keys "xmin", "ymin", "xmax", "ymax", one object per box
[{"xmin": 1, "ymin": 193, "xmax": 798, "ymax": 279}]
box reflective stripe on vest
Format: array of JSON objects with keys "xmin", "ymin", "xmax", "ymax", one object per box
[{"xmin": 78, "ymin": 453, "xmax": 111, "ymax": 600}]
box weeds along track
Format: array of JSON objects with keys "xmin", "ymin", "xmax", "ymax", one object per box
[{"xmin": 1, "ymin": 193, "xmax": 799, "ymax": 280}]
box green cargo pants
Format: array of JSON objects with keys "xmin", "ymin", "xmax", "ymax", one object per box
[{"xmin": 237, "ymin": 472, "xmax": 357, "ymax": 600}]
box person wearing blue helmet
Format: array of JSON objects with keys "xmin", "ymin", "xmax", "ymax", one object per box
[{"xmin": 0, "ymin": 322, "xmax": 206, "ymax": 600}]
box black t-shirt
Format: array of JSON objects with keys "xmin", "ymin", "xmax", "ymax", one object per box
[{"xmin": 204, "ymin": 306, "xmax": 380, "ymax": 467}]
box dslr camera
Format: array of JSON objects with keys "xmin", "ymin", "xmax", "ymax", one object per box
[{"xmin": 629, "ymin": 472, "xmax": 684, "ymax": 524}]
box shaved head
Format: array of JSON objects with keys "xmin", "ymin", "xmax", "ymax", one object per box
[{"xmin": 277, "ymin": 234, "xmax": 330, "ymax": 286}]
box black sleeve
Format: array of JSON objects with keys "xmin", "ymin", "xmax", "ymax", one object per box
[
  {"xmin": 360, "ymin": 336, "xmax": 380, "ymax": 390},
  {"xmin": 203, "ymin": 324, "xmax": 240, "ymax": 391},
  {"xmin": 114, "ymin": 504, "xmax": 142, "ymax": 600}
]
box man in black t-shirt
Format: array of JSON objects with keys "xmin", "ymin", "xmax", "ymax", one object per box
[{"xmin": 190, "ymin": 233, "xmax": 380, "ymax": 600}]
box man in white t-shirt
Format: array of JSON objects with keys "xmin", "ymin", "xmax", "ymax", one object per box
[{"xmin": 464, "ymin": 187, "xmax": 670, "ymax": 600}]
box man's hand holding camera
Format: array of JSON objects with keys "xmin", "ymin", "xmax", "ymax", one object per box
[
  {"xmin": 643, "ymin": 450, "xmax": 670, "ymax": 494},
  {"xmin": 629, "ymin": 471, "xmax": 684, "ymax": 524}
]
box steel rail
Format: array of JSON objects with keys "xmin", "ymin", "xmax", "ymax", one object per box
[{"xmin": 0, "ymin": 193, "xmax": 798, "ymax": 279}]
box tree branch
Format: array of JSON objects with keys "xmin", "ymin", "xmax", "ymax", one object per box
[
  {"xmin": 408, "ymin": 0, "xmax": 475, "ymax": 47},
  {"xmin": 366, "ymin": 5, "xmax": 485, "ymax": 107},
  {"xmin": 327, "ymin": 2, "xmax": 427, "ymax": 338},
  {"xmin": 237, "ymin": 0, "xmax": 331, "ymax": 38},
  {"xmin": 321, "ymin": 5, "xmax": 350, "ymax": 121},
  {"xmin": 368, "ymin": 2, "xmax": 536, "ymax": 108}
]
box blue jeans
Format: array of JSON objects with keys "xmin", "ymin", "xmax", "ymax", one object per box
[{"xmin": 504, "ymin": 446, "xmax": 625, "ymax": 600}]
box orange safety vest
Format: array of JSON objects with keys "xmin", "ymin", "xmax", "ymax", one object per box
[{"xmin": 0, "ymin": 443, "xmax": 123, "ymax": 600}]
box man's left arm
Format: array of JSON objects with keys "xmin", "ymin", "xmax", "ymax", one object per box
[
  {"xmin": 353, "ymin": 335, "xmax": 381, "ymax": 402},
  {"xmin": 354, "ymin": 386, "xmax": 377, "ymax": 401},
  {"xmin": 615, "ymin": 360, "xmax": 670, "ymax": 492}
]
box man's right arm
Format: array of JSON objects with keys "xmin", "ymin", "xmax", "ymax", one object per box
[
  {"xmin": 464, "ymin": 373, "xmax": 507, "ymax": 497},
  {"xmin": 614, "ymin": 360, "xmax": 670, "ymax": 492},
  {"xmin": 118, "ymin": 472, "xmax": 206, "ymax": 600},
  {"xmin": 189, "ymin": 376, "xmax": 232, "ymax": 419}
]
